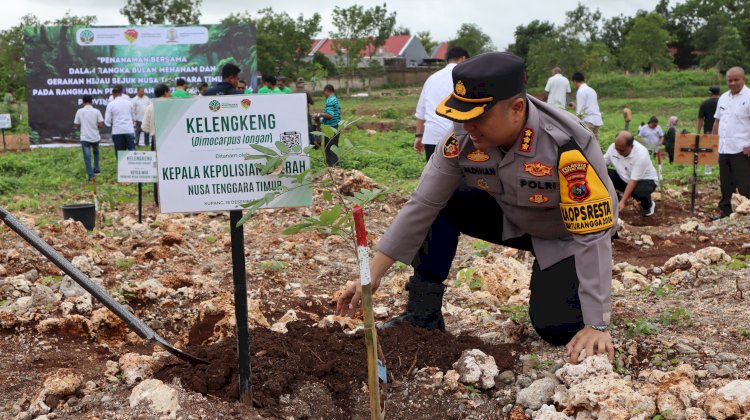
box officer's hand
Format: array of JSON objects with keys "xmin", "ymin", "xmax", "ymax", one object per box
[
  {"xmin": 414, "ymin": 138, "xmax": 424, "ymax": 153},
  {"xmin": 565, "ymin": 327, "xmax": 614, "ymax": 364},
  {"xmin": 335, "ymin": 276, "xmax": 381, "ymax": 318},
  {"xmin": 617, "ymin": 200, "xmax": 626, "ymax": 213}
]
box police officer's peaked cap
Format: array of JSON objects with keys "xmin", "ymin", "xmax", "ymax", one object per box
[{"xmin": 436, "ymin": 51, "xmax": 526, "ymax": 122}]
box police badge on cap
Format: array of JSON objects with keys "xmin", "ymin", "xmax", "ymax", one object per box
[{"xmin": 436, "ymin": 52, "xmax": 526, "ymax": 122}]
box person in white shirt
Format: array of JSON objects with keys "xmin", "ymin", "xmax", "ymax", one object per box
[
  {"xmin": 544, "ymin": 67, "xmax": 570, "ymax": 110},
  {"xmin": 141, "ymin": 83, "xmax": 172, "ymax": 149},
  {"xmin": 604, "ymin": 131, "xmax": 658, "ymax": 217},
  {"xmin": 73, "ymin": 95, "xmax": 104, "ymax": 181},
  {"xmin": 571, "ymin": 72, "xmax": 603, "ymax": 141},
  {"xmin": 637, "ymin": 116, "xmax": 664, "ymax": 155},
  {"xmin": 131, "ymin": 87, "xmax": 152, "ymax": 147},
  {"xmin": 713, "ymin": 66, "xmax": 750, "ymax": 218},
  {"xmin": 414, "ymin": 47, "xmax": 469, "ymax": 161},
  {"xmin": 104, "ymin": 85, "xmax": 136, "ymax": 158}
]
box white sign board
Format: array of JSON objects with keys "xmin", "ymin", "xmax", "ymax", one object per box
[
  {"xmin": 154, "ymin": 94, "xmax": 311, "ymax": 213},
  {"xmin": 117, "ymin": 151, "xmax": 158, "ymax": 183},
  {"xmin": 0, "ymin": 114, "xmax": 11, "ymax": 129}
]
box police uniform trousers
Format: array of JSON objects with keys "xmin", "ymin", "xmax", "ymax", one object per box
[
  {"xmin": 410, "ymin": 184, "xmax": 584, "ymax": 345},
  {"xmin": 718, "ymin": 153, "xmax": 750, "ymax": 217}
]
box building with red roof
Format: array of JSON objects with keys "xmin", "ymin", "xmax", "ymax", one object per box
[{"xmin": 308, "ymin": 34, "xmax": 429, "ymax": 67}]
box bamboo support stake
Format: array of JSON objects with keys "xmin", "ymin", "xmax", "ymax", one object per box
[{"xmin": 353, "ymin": 205, "xmax": 382, "ymax": 420}]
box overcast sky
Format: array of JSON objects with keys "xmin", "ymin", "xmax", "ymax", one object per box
[{"xmin": 6, "ymin": 0, "xmax": 678, "ymax": 50}]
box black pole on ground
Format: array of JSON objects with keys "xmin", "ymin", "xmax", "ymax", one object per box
[
  {"xmin": 690, "ymin": 135, "xmax": 700, "ymax": 218},
  {"xmin": 151, "ymin": 141, "xmax": 158, "ymax": 206},
  {"xmin": 1, "ymin": 128, "xmax": 5, "ymax": 151},
  {"xmin": 138, "ymin": 183, "xmax": 143, "ymax": 224},
  {"xmin": 229, "ymin": 210, "xmax": 252, "ymax": 405}
]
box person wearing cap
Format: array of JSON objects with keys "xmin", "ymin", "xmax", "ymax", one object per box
[
  {"xmin": 571, "ymin": 72, "xmax": 603, "ymax": 142},
  {"xmin": 414, "ymin": 46, "xmax": 469, "ymax": 161},
  {"xmin": 336, "ymin": 52, "xmax": 618, "ymax": 364},
  {"xmin": 712, "ymin": 67, "xmax": 750, "ymax": 219},
  {"xmin": 697, "ymin": 86, "xmax": 720, "ymax": 134},
  {"xmin": 637, "ymin": 116, "xmax": 664, "ymax": 155}
]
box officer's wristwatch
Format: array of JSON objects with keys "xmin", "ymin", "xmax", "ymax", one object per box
[{"xmin": 587, "ymin": 324, "xmax": 609, "ymax": 332}]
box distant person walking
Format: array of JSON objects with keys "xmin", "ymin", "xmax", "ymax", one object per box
[
  {"xmin": 697, "ymin": 86, "xmax": 720, "ymax": 134},
  {"xmin": 544, "ymin": 67, "xmax": 570, "ymax": 110},
  {"xmin": 712, "ymin": 67, "xmax": 750, "ymax": 219},
  {"xmin": 314, "ymin": 84, "xmax": 341, "ymax": 166},
  {"xmin": 664, "ymin": 116, "xmax": 679, "ymax": 163},
  {"xmin": 74, "ymin": 95, "xmax": 104, "ymax": 181},
  {"xmin": 571, "ymin": 72, "xmax": 603, "ymax": 141},
  {"xmin": 605, "ymin": 131, "xmax": 658, "ymax": 217},
  {"xmin": 623, "ymin": 106, "xmax": 632, "ymax": 131},
  {"xmin": 414, "ymin": 46, "xmax": 469, "ymax": 161},
  {"xmin": 638, "ymin": 116, "xmax": 664, "ymax": 155},
  {"xmin": 131, "ymin": 87, "xmax": 151, "ymax": 146},
  {"xmin": 104, "ymin": 85, "xmax": 136, "ymax": 158}
]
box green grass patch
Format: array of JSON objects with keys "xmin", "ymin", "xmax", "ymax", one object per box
[{"xmin": 115, "ymin": 258, "xmax": 135, "ymax": 271}]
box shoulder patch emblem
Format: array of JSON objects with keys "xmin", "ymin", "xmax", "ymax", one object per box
[
  {"xmin": 519, "ymin": 128, "xmax": 534, "ymax": 152},
  {"xmin": 558, "ymin": 147, "xmax": 614, "ymax": 235},
  {"xmin": 528, "ymin": 193, "xmax": 550, "ymax": 204},
  {"xmin": 442, "ymin": 135, "xmax": 459, "ymax": 159},
  {"xmin": 523, "ymin": 161, "xmax": 553, "ymax": 177},
  {"xmin": 467, "ymin": 149, "xmax": 490, "ymax": 162},
  {"xmin": 476, "ymin": 178, "xmax": 489, "ymax": 190},
  {"xmin": 559, "ymin": 161, "xmax": 590, "ymax": 202}
]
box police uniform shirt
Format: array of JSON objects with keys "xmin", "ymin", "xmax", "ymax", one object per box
[
  {"xmin": 714, "ymin": 85, "xmax": 750, "ymax": 154},
  {"xmin": 415, "ymin": 63, "xmax": 458, "ymax": 146},
  {"xmin": 604, "ymin": 141, "xmax": 658, "ymax": 183},
  {"xmin": 377, "ymin": 96, "xmax": 618, "ymax": 327}
]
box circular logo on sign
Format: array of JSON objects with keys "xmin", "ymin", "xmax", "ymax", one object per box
[
  {"xmin": 208, "ymin": 100, "xmax": 221, "ymax": 112},
  {"xmin": 80, "ymin": 29, "xmax": 95, "ymax": 44},
  {"xmin": 241, "ymin": 98, "xmax": 251, "ymax": 109}
]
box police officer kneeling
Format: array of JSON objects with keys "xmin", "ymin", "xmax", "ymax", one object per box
[{"xmin": 336, "ymin": 52, "xmax": 619, "ymax": 363}]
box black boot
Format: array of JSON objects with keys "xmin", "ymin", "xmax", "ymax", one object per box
[{"xmin": 381, "ymin": 275, "xmax": 446, "ymax": 331}]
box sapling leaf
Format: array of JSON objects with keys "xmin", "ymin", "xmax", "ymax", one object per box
[
  {"xmin": 244, "ymin": 154, "xmax": 267, "ymax": 160},
  {"xmin": 323, "ymin": 191, "xmax": 333, "ymax": 202},
  {"xmin": 275, "ymin": 141, "xmax": 290, "ymax": 154},
  {"xmin": 282, "ymin": 223, "xmax": 314, "ymax": 235},
  {"xmin": 250, "ymin": 144, "xmax": 278, "ymax": 156},
  {"xmin": 292, "ymin": 145, "xmax": 302, "ymax": 153}
]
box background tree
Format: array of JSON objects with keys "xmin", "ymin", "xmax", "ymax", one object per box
[
  {"xmin": 525, "ymin": 35, "xmax": 585, "ymax": 87},
  {"xmin": 393, "ymin": 25, "xmax": 410, "ymax": 36},
  {"xmin": 702, "ymin": 25, "xmax": 746, "ymax": 73},
  {"xmin": 120, "ymin": 0, "xmax": 202, "ymax": 25},
  {"xmin": 222, "ymin": 9, "xmax": 321, "ymax": 78},
  {"xmin": 417, "ymin": 30, "xmax": 437, "ymax": 56},
  {"xmin": 618, "ymin": 12, "xmax": 674, "ymax": 73},
  {"xmin": 0, "ymin": 13, "xmax": 97, "ymax": 101},
  {"xmin": 449, "ymin": 23, "xmax": 494, "ymax": 57},
  {"xmin": 330, "ymin": 3, "xmax": 396, "ymax": 94},
  {"xmin": 562, "ymin": 4, "xmax": 603, "ymax": 42},
  {"xmin": 508, "ymin": 20, "xmax": 555, "ymax": 63}
]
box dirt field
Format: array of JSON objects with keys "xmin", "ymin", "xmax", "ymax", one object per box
[{"xmin": 1, "ymin": 173, "xmax": 749, "ymax": 419}]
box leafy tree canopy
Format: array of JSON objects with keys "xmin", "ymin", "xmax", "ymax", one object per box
[
  {"xmin": 120, "ymin": 0, "xmax": 203, "ymax": 25},
  {"xmin": 448, "ymin": 23, "xmax": 494, "ymax": 57}
]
